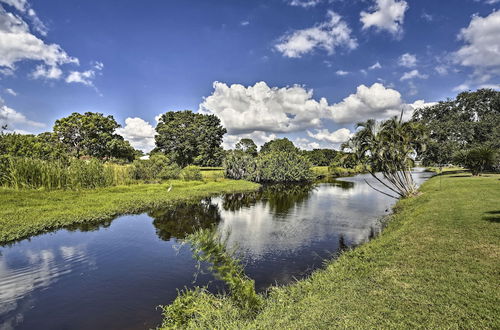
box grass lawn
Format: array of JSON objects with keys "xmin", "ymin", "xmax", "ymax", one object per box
[
  {"xmin": 0, "ymin": 179, "xmax": 259, "ymax": 244},
  {"xmin": 164, "ymin": 173, "xmax": 500, "ymax": 329}
]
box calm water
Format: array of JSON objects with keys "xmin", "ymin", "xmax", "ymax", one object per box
[{"xmin": 0, "ymin": 170, "xmax": 433, "ymax": 330}]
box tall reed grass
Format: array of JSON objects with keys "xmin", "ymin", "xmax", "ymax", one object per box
[{"xmin": 0, "ymin": 156, "xmax": 133, "ymax": 190}]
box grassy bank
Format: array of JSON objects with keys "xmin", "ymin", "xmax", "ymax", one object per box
[
  {"xmin": 0, "ymin": 179, "xmax": 259, "ymax": 244},
  {"xmin": 162, "ymin": 173, "xmax": 500, "ymax": 329}
]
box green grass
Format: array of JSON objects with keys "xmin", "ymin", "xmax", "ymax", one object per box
[
  {"xmin": 162, "ymin": 173, "xmax": 500, "ymax": 329},
  {"xmin": 0, "ymin": 179, "xmax": 259, "ymax": 244}
]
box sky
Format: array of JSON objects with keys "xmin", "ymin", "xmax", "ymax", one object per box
[{"xmin": 0, "ymin": 0, "xmax": 499, "ymax": 151}]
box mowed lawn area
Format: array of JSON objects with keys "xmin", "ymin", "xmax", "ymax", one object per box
[
  {"xmin": 168, "ymin": 173, "xmax": 500, "ymax": 329},
  {"xmin": 0, "ymin": 179, "xmax": 259, "ymax": 244}
]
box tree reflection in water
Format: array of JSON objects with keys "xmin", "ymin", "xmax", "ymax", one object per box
[{"xmin": 149, "ymin": 198, "xmax": 222, "ymax": 241}]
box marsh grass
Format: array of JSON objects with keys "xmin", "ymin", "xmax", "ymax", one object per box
[{"xmin": 0, "ymin": 157, "xmax": 133, "ymax": 190}]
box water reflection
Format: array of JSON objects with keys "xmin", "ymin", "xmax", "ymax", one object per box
[
  {"xmin": 0, "ymin": 170, "xmax": 433, "ymax": 330},
  {"xmin": 150, "ymin": 199, "xmax": 222, "ymax": 241}
]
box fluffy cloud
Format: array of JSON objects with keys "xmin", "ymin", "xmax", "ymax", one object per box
[
  {"xmin": 0, "ymin": 5, "xmax": 77, "ymax": 71},
  {"xmin": 294, "ymin": 137, "xmax": 320, "ymax": 150},
  {"xmin": 31, "ymin": 64, "xmax": 62, "ymax": 79},
  {"xmin": 65, "ymin": 62, "xmax": 104, "ymax": 86},
  {"xmin": 0, "ymin": 99, "xmax": 45, "ymax": 129},
  {"xmin": 115, "ymin": 117, "xmax": 157, "ymax": 152},
  {"xmin": 307, "ymin": 128, "xmax": 352, "ymax": 144},
  {"xmin": 360, "ymin": 0, "xmax": 408, "ymax": 36},
  {"xmin": 398, "ymin": 53, "xmax": 417, "ymax": 67},
  {"xmin": 400, "ymin": 69, "xmax": 428, "ymax": 81},
  {"xmin": 287, "ymin": 0, "xmax": 322, "ymax": 7},
  {"xmin": 199, "ymin": 81, "xmax": 333, "ymax": 134},
  {"xmin": 454, "ymin": 10, "xmax": 500, "ymax": 82},
  {"xmin": 275, "ymin": 11, "xmax": 357, "ymax": 58},
  {"xmin": 330, "ymin": 83, "xmax": 404, "ymax": 123}
]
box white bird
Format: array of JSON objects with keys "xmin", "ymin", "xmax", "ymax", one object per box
[{"xmin": 167, "ymin": 184, "xmax": 172, "ymax": 192}]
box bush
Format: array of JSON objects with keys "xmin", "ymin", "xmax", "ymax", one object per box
[
  {"xmin": 254, "ymin": 151, "xmax": 313, "ymax": 183},
  {"xmin": 453, "ymin": 146, "xmax": 498, "ymax": 176},
  {"xmin": 223, "ymin": 150, "xmax": 313, "ymax": 183},
  {"xmin": 180, "ymin": 165, "xmax": 202, "ymax": 181},
  {"xmin": 131, "ymin": 154, "xmax": 180, "ymax": 181},
  {"xmin": 223, "ymin": 150, "xmax": 257, "ymax": 180}
]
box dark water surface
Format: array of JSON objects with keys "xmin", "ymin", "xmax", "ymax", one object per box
[{"xmin": 0, "ymin": 170, "xmax": 433, "ymax": 330}]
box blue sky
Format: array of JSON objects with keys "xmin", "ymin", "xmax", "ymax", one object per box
[{"xmin": 0, "ymin": 0, "xmax": 499, "ymax": 151}]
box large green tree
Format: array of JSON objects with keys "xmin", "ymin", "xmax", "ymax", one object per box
[
  {"xmin": 0, "ymin": 132, "xmax": 69, "ymax": 160},
  {"xmin": 235, "ymin": 138, "xmax": 258, "ymax": 157},
  {"xmin": 260, "ymin": 138, "xmax": 298, "ymax": 154},
  {"xmin": 302, "ymin": 148, "xmax": 337, "ymax": 166},
  {"xmin": 155, "ymin": 110, "xmax": 226, "ymax": 167},
  {"xmin": 412, "ymin": 89, "xmax": 500, "ymax": 165},
  {"xmin": 53, "ymin": 112, "xmax": 136, "ymax": 160}
]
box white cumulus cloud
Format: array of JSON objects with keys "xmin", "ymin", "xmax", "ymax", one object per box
[
  {"xmin": 199, "ymin": 81, "xmax": 333, "ymax": 134},
  {"xmin": 454, "ymin": 10, "xmax": 500, "ymax": 83},
  {"xmin": 307, "ymin": 128, "xmax": 352, "ymax": 144},
  {"xmin": 360, "ymin": 0, "xmax": 408, "ymax": 36},
  {"xmin": 115, "ymin": 117, "xmax": 156, "ymax": 152},
  {"xmin": 275, "ymin": 10, "xmax": 357, "ymax": 58}
]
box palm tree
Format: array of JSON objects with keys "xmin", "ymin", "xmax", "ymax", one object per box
[{"xmin": 341, "ymin": 116, "xmax": 427, "ymax": 198}]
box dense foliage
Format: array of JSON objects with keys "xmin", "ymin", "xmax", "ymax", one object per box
[
  {"xmin": 342, "ymin": 117, "xmax": 427, "ymax": 198},
  {"xmin": 224, "ymin": 139, "xmax": 313, "ymax": 183},
  {"xmin": 260, "ymin": 138, "xmax": 298, "ymax": 154},
  {"xmin": 254, "ymin": 151, "xmax": 313, "ymax": 183},
  {"xmin": 413, "ymin": 89, "xmax": 500, "ymax": 166},
  {"xmin": 179, "ymin": 165, "xmax": 203, "ymax": 181},
  {"xmin": 453, "ymin": 146, "xmax": 498, "ymax": 176},
  {"xmin": 130, "ymin": 154, "xmax": 181, "ymax": 181},
  {"xmin": 155, "ymin": 110, "xmax": 226, "ymax": 167},
  {"xmin": 302, "ymin": 148, "xmax": 337, "ymax": 166},
  {"xmin": 0, "ymin": 157, "xmax": 131, "ymax": 190},
  {"xmin": 0, "ymin": 132, "xmax": 69, "ymax": 161},
  {"xmin": 235, "ymin": 138, "xmax": 258, "ymax": 157},
  {"xmin": 54, "ymin": 112, "xmax": 136, "ymax": 160}
]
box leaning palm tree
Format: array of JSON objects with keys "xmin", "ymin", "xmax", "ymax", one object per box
[{"xmin": 341, "ymin": 115, "xmax": 427, "ymax": 199}]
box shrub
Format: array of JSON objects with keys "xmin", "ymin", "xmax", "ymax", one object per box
[
  {"xmin": 254, "ymin": 151, "xmax": 313, "ymax": 183},
  {"xmin": 131, "ymin": 154, "xmax": 180, "ymax": 181},
  {"xmin": 180, "ymin": 165, "xmax": 202, "ymax": 181},
  {"xmin": 453, "ymin": 146, "xmax": 498, "ymax": 176},
  {"xmin": 223, "ymin": 150, "xmax": 257, "ymax": 180}
]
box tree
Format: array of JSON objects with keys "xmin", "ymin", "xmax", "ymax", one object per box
[
  {"xmin": 235, "ymin": 138, "xmax": 258, "ymax": 157},
  {"xmin": 342, "ymin": 116, "xmax": 427, "ymax": 198},
  {"xmin": 413, "ymin": 89, "xmax": 500, "ymax": 166},
  {"xmin": 303, "ymin": 149, "xmax": 337, "ymax": 166},
  {"xmin": 155, "ymin": 110, "xmax": 226, "ymax": 167},
  {"xmin": 53, "ymin": 112, "xmax": 135, "ymax": 160},
  {"xmin": 0, "ymin": 132, "xmax": 69, "ymax": 160},
  {"xmin": 260, "ymin": 138, "xmax": 298, "ymax": 154}
]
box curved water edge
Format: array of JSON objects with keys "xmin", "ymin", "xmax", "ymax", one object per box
[{"xmin": 0, "ymin": 169, "xmax": 433, "ymax": 330}]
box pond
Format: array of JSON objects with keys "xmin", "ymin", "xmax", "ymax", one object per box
[{"xmin": 0, "ymin": 170, "xmax": 433, "ymax": 330}]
